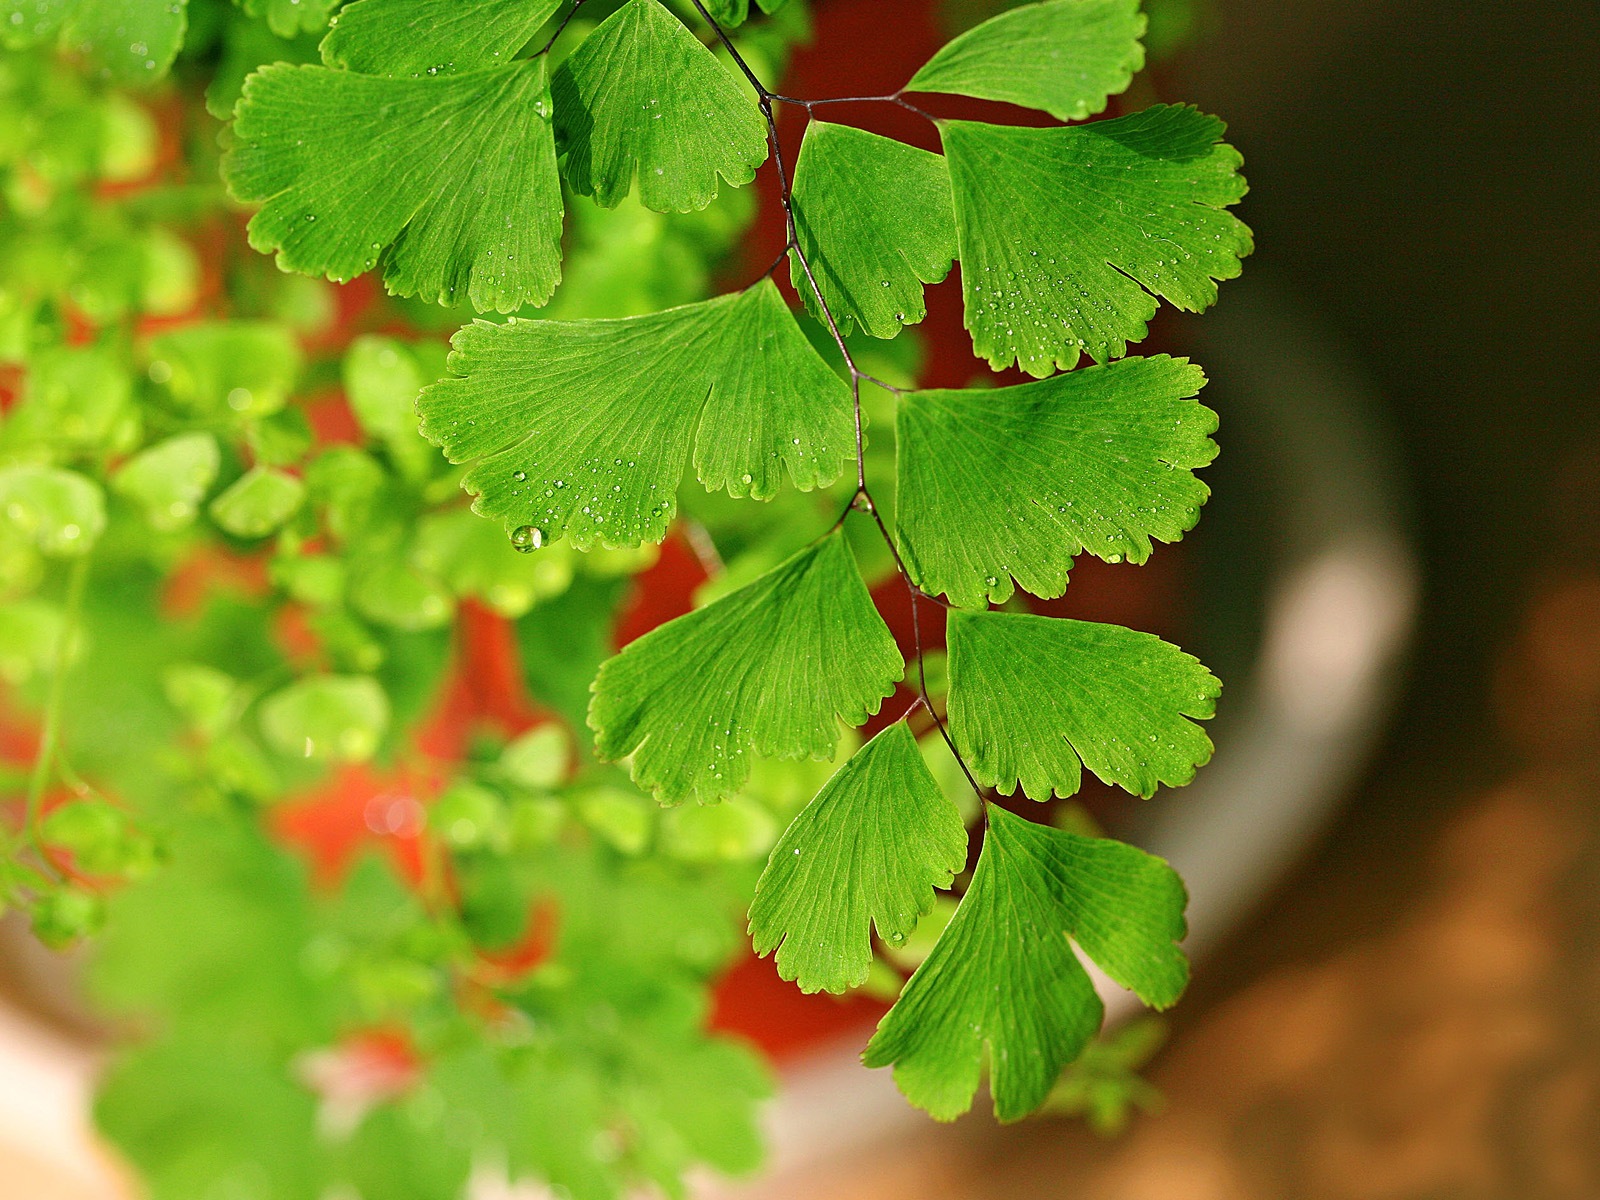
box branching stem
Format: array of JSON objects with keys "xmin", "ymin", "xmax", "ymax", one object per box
[{"xmin": 688, "ymin": 2, "xmax": 988, "ymax": 809}]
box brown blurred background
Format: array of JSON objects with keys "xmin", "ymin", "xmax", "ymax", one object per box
[{"xmin": 777, "ymin": 1, "xmax": 1600, "ymax": 1195}]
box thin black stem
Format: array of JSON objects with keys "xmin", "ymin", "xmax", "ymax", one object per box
[
  {"xmin": 535, "ymin": 0, "xmax": 587, "ymax": 57},
  {"xmin": 687, "ymin": 1, "xmax": 986, "ymax": 809},
  {"xmin": 769, "ymin": 91, "xmax": 939, "ymax": 124}
]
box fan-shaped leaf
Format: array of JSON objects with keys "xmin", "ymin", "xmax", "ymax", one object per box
[
  {"xmin": 788, "ymin": 121, "xmax": 957, "ymax": 339},
  {"xmin": 947, "ymin": 609, "xmax": 1218, "ymax": 800},
  {"xmin": 225, "ymin": 60, "xmax": 564, "ymax": 312},
  {"xmin": 552, "ymin": 0, "xmax": 768, "ymax": 213},
  {"xmin": 320, "ymin": 0, "xmax": 563, "ymax": 77},
  {"xmin": 589, "ymin": 530, "xmax": 902, "ymax": 806},
  {"xmin": 417, "ymin": 278, "xmax": 852, "ymax": 550},
  {"xmin": 943, "ymin": 105, "xmax": 1251, "ymax": 376},
  {"xmin": 750, "ymin": 723, "xmax": 967, "ymax": 994},
  {"xmin": 863, "ymin": 804, "xmax": 1188, "ymax": 1121},
  {"xmin": 906, "ymin": 0, "xmax": 1145, "ymax": 122},
  {"xmin": 897, "ymin": 355, "xmax": 1215, "ymax": 607}
]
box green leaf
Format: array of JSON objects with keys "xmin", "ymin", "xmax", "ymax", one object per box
[
  {"xmin": 749, "ymin": 723, "xmax": 967, "ymax": 994},
  {"xmin": 319, "ymin": 0, "xmax": 563, "ymax": 78},
  {"xmin": 704, "ymin": 0, "xmax": 790, "ymax": 26},
  {"xmin": 418, "ymin": 279, "xmax": 852, "ymax": 550},
  {"xmin": 208, "ymin": 465, "xmax": 305, "ymax": 538},
  {"xmin": 863, "ymin": 804, "xmax": 1188, "ymax": 1121},
  {"xmin": 552, "ymin": 0, "xmax": 768, "ymax": 213},
  {"xmin": 340, "ymin": 335, "xmax": 437, "ymax": 477},
  {"xmin": 348, "ymin": 560, "xmax": 455, "ymax": 631},
  {"xmin": 0, "ymin": 464, "xmax": 106, "ymax": 556},
  {"xmin": 147, "ymin": 321, "xmax": 302, "ymax": 418},
  {"xmin": 499, "ymin": 724, "xmax": 570, "ymax": 789},
  {"xmin": 589, "ymin": 530, "xmax": 901, "ymax": 805},
  {"xmin": 112, "ymin": 433, "xmax": 222, "ymax": 532},
  {"xmin": 906, "ymin": 0, "xmax": 1145, "ymax": 121},
  {"xmin": 72, "ymin": 1, "xmax": 189, "ymax": 86},
  {"xmin": 225, "ymin": 59, "xmax": 564, "ymax": 312},
  {"xmin": 241, "ymin": 0, "xmax": 336, "ymax": 39},
  {"xmin": 412, "ymin": 506, "xmax": 574, "ymax": 617},
  {"xmin": 896, "ymin": 355, "xmax": 1215, "ymax": 607},
  {"xmin": 0, "ymin": 600, "xmax": 66, "ymax": 684},
  {"xmin": 942, "ymin": 105, "xmax": 1251, "ymax": 375},
  {"xmin": 2, "ymin": 344, "xmax": 132, "ymax": 455},
  {"xmin": 947, "ymin": 609, "xmax": 1218, "ymax": 800},
  {"xmin": 788, "ymin": 121, "xmax": 956, "ymax": 340},
  {"xmin": 258, "ymin": 673, "xmax": 389, "ymax": 762}
]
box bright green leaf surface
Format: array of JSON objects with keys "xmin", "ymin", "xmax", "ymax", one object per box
[
  {"xmin": 947, "ymin": 609, "xmax": 1218, "ymax": 800},
  {"xmin": 863, "ymin": 804, "xmax": 1188, "ymax": 1121},
  {"xmin": 788, "ymin": 121, "xmax": 956, "ymax": 339},
  {"xmin": 112, "ymin": 432, "xmax": 221, "ymax": 532},
  {"xmin": 897, "ymin": 355, "xmax": 1216, "ymax": 606},
  {"xmin": 0, "ymin": 464, "xmax": 106, "ymax": 555},
  {"xmin": 418, "ymin": 279, "xmax": 852, "ymax": 550},
  {"xmin": 906, "ymin": 0, "xmax": 1145, "ymax": 121},
  {"xmin": 258, "ymin": 673, "xmax": 389, "ymax": 762},
  {"xmin": 749, "ymin": 723, "xmax": 967, "ymax": 994},
  {"xmin": 942, "ymin": 105, "xmax": 1251, "ymax": 375},
  {"xmin": 208, "ymin": 465, "xmax": 304, "ymax": 538},
  {"xmin": 320, "ymin": 0, "xmax": 562, "ymax": 78},
  {"xmin": 552, "ymin": 0, "xmax": 768, "ymax": 213},
  {"xmin": 589, "ymin": 530, "xmax": 901, "ymax": 805},
  {"xmin": 225, "ymin": 59, "xmax": 564, "ymax": 312}
]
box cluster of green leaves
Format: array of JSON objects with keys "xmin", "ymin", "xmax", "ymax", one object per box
[
  {"xmin": 212, "ymin": 0, "xmax": 1249, "ymax": 1126},
  {"xmin": 1, "ymin": 5, "xmax": 832, "ymax": 1197},
  {"xmin": 3, "ymin": 0, "xmax": 1252, "ymax": 1192}
]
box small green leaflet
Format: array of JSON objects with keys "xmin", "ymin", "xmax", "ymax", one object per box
[
  {"xmin": 704, "ymin": 0, "xmax": 789, "ymax": 26},
  {"xmin": 863, "ymin": 804, "xmax": 1188, "ymax": 1122},
  {"xmin": 209, "ymin": 466, "xmax": 304, "ymax": 538},
  {"xmin": 0, "ymin": 464, "xmax": 106, "ymax": 555},
  {"xmin": 553, "ymin": 0, "xmax": 768, "ymax": 213},
  {"xmin": 320, "ymin": 0, "xmax": 563, "ymax": 78},
  {"xmin": 241, "ymin": 0, "xmax": 336, "ymax": 40},
  {"xmin": 258, "ymin": 674, "xmax": 389, "ymax": 762},
  {"xmin": 749, "ymin": 723, "xmax": 967, "ymax": 994},
  {"xmin": 905, "ymin": 0, "xmax": 1145, "ymax": 122},
  {"xmin": 588, "ymin": 530, "xmax": 901, "ymax": 806},
  {"xmin": 417, "ymin": 279, "xmax": 852, "ymax": 550},
  {"xmin": 788, "ymin": 122, "xmax": 957, "ymax": 340},
  {"xmin": 1, "ymin": 0, "xmax": 189, "ymax": 86},
  {"xmin": 225, "ymin": 59, "xmax": 563, "ymax": 312},
  {"xmin": 942, "ymin": 104, "xmax": 1251, "ymax": 376},
  {"xmin": 896, "ymin": 355, "xmax": 1216, "ymax": 607},
  {"xmin": 947, "ymin": 609, "xmax": 1218, "ymax": 800}
]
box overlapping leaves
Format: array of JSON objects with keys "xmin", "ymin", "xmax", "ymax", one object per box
[
  {"xmin": 553, "ymin": 0, "xmax": 769, "ymax": 213},
  {"xmin": 863, "ymin": 805, "xmax": 1188, "ymax": 1121}
]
